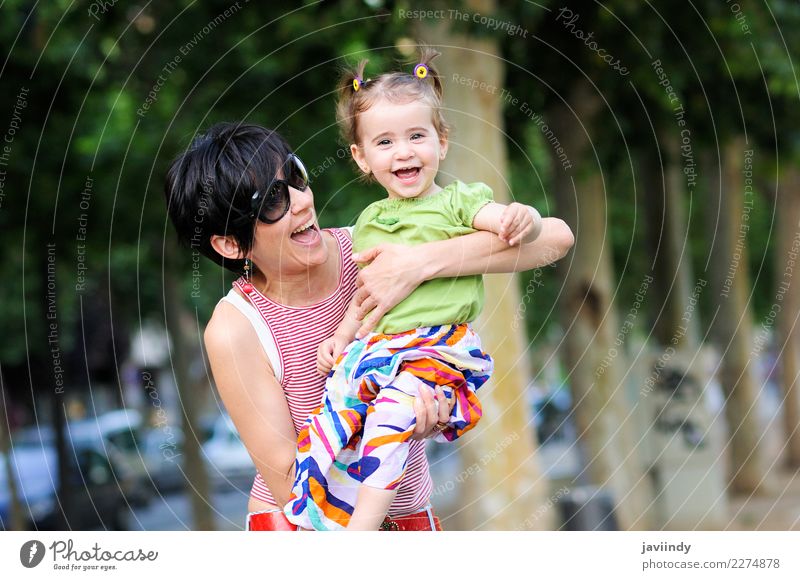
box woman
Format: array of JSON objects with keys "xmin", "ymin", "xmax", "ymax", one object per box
[{"xmin": 164, "ymin": 122, "xmax": 573, "ymax": 530}]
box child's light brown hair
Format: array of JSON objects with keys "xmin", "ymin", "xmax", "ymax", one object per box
[{"xmin": 335, "ymin": 46, "xmax": 451, "ymax": 148}]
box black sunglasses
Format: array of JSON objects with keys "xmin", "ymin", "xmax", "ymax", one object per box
[{"xmin": 250, "ymin": 153, "xmax": 309, "ymax": 223}]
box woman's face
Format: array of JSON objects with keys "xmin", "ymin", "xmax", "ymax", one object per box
[{"xmin": 249, "ymin": 181, "xmax": 329, "ymax": 278}]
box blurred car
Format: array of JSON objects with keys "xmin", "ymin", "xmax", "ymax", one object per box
[
  {"xmin": 202, "ymin": 414, "xmax": 256, "ymax": 491},
  {"xmin": 141, "ymin": 426, "xmax": 186, "ymax": 493},
  {"xmin": 68, "ymin": 410, "xmax": 152, "ymax": 505},
  {"xmin": 0, "ymin": 439, "xmax": 132, "ymax": 530},
  {"xmin": 141, "ymin": 414, "xmax": 256, "ymax": 493},
  {"xmin": 12, "ymin": 411, "xmax": 152, "ymax": 507}
]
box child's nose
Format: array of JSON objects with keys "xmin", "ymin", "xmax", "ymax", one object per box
[{"xmin": 394, "ymin": 141, "xmax": 413, "ymax": 159}]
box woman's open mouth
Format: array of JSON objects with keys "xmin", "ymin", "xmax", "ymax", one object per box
[
  {"xmin": 393, "ymin": 167, "xmax": 421, "ymax": 184},
  {"xmin": 290, "ymin": 219, "xmax": 321, "ymax": 245}
]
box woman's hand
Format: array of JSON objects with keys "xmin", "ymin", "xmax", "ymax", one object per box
[
  {"xmin": 410, "ymin": 385, "xmax": 454, "ymax": 441},
  {"xmin": 317, "ymin": 335, "xmax": 348, "ymax": 375},
  {"xmin": 352, "ymin": 244, "xmax": 427, "ymax": 338}
]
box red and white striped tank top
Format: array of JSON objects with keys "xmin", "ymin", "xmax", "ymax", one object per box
[{"xmin": 227, "ymin": 228, "xmax": 432, "ymax": 516}]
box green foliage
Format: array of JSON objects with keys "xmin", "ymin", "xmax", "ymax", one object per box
[{"xmin": 1, "ymin": 0, "xmax": 797, "ymax": 388}]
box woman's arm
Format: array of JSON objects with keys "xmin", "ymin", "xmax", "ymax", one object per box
[
  {"xmin": 424, "ymin": 216, "xmax": 573, "ymax": 276},
  {"xmin": 351, "ymin": 217, "xmax": 574, "ymax": 337},
  {"xmin": 204, "ymin": 302, "xmax": 299, "ymax": 507}
]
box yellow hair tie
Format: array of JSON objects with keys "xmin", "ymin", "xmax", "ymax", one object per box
[{"xmin": 414, "ymin": 64, "xmax": 428, "ymax": 79}]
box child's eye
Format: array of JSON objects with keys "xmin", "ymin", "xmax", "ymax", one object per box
[
  {"xmin": 410, "ymin": 133, "xmax": 424, "ymax": 141},
  {"xmin": 377, "ymin": 139, "xmax": 391, "ymax": 146}
]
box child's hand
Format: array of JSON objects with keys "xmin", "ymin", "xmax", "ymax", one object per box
[
  {"xmin": 317, "ymin": 336, "xmax": 349, "ymax": 375},
  {"xmin": 500, "ymin": 203, "xmax": 542, "ymax": 246}
]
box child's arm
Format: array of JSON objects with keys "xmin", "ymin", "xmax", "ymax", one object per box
[
  {"xmin": 316, "ymin": 298, "xmax": 361, "ymax": 375},
  {"xmin": 472, "ymin": 202, "xmax": 543, "ymax": 246}
]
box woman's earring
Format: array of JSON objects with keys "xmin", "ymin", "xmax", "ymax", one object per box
[{"xmin": 242, "ymin": 258, "xmax": 254, "ymax": 294}]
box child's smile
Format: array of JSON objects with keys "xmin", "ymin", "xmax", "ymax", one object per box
[{"xmin": 393, "ymin": 165, "xmax": 421, "ymax": 185}]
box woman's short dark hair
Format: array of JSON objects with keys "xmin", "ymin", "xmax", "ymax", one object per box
[{"xmin": 164, "ymin": 122, "xmax": 293, "ymax": 273}]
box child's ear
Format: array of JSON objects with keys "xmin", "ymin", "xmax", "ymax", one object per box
[
  {"xmin": 350, "ymin": 143, "xmax": 371, "ymax": 174},
  {"xmin": 438, "ymin": 134, "xmax": 449, "ymax": 160}
]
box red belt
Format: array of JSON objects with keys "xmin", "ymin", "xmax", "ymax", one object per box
[{"xmin": 247, "ymin": 507, "xmax": 442, "ymax": 531}]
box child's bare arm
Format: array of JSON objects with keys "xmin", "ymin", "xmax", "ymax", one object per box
[{"xmin": 472, "ymin": 202, "xmax": 543, "ymax": 246}]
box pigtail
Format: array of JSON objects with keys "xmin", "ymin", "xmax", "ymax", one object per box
[
  {"xmin": 412, "ymin": 46, "xmax": 444, "ymax": 103},
  {"xmin": 335, "ymin": 58, "xmax": 370, "ymax": 145}
]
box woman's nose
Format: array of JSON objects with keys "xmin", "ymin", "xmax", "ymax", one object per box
[{"xmin": 290, "ymin": 185, "xmax": 313, "ymax": 213}]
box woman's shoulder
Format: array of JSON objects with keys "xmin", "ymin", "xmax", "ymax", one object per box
[
  {"xmin": 325, "ymin": 226, "xmax": 353, "ymax": 241},
  {"xmin": 205, "ymin": 296, "xmax": 254, "ymax": 347},
  {"xmin": 205, "ymin": 295, "xmax": 277, "ymax": 375}
]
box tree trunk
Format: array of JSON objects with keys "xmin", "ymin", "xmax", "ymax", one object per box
[
  {"xmin": 776, "ymin": 167, "xmax": 800, "ymax": 467},
  {"xmin": 647, "ymin": 134, "xmax": 700, "ymax": 351},
  {"xmin": 548, "ymin": 81, "xmax": 652, "ymax": 530},
  {"xmin": 418, "ymin": 4, "xmax": 552, "ymax": 530},
  {"xmin": 163, "ymin": 241, "xmax": 215, "ymax": 530},
  {"xmin": 705, "ymin": 137, "xmax": 764, "ymax": 493},
  {"xmin": 639, "ymin": 135, "xmax": 727, "ymax": 529}
]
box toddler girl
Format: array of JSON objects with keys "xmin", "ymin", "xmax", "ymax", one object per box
[{"xmin": 284, "ymin": 48, "xmax": 542, "ymax": 530}]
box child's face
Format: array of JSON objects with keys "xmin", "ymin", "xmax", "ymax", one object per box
[{"xmin": 350, "ymin": 97, "xmax": 448, "ymax": 200}]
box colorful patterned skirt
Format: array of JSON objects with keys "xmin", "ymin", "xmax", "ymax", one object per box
[{"xmin": 284, "ymin": 323, "xmax": 493, "ymax": 530}]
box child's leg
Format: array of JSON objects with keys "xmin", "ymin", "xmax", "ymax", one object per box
[
  {"xmin": 346, "ymin": 487, "xmax": 398, "ymax": 531},
  {"xmin": 346, "ymin": 369, "xmax": 424, "ymax": 530},
  {"xmin": 285, "ymin": 368, "xmax": 375, "ymax": 530}
]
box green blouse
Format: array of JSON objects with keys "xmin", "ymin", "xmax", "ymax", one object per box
[{"xmin": 352, "ymin": 181, "xmax": 494, "ymax": 334}]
